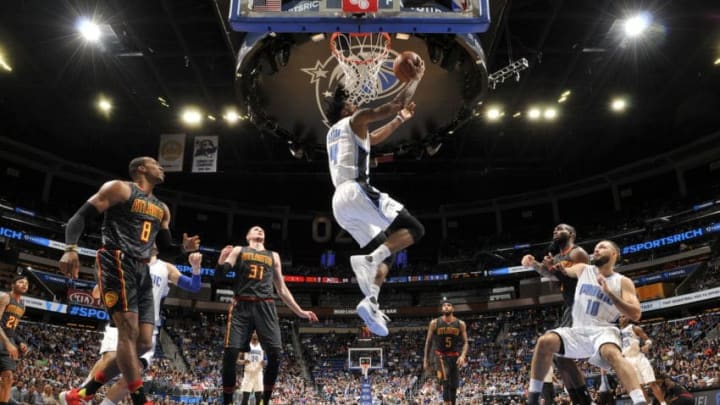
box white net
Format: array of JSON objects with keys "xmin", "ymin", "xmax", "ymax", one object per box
[
  {"xmin": 359, "ymin": 357, "xmax": 372, "ymax": 378},
  {"xmin": 330, "ymin": 32, "xmax": 391, "ymax": 106}
]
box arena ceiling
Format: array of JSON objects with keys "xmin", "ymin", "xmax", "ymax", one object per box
[{"xmin": 1, "ymin": 0, "xmax": 719, "ymax": 210}]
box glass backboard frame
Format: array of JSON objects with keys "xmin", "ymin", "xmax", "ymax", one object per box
[
  {"xmin": 348, "ymin": 347, "xmax": 383, "ymax": 370},
  {"xmin": 228, "ymin": 0, "xmax": 491, "ymax": 33}
]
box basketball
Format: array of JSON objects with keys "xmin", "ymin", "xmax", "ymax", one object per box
[{"xmin": 393, "ymin": 51, "xmax": 423, "ymax": 83}]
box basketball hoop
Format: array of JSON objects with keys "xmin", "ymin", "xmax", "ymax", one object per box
[
  {"xmin": 360, "ymin": 362, "xmax": 370, "ymax": 378},
  {"xmin": 359, "ymin": 356, "xmax": 372, "ymax": 378},
  {"xmin": 329, "ymin": 32, "xmax": 392, "ymax": 106}
]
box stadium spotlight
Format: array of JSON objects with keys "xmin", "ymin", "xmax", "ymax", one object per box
[
  {"xmin": 223, "ymin": 108, "xmax": 240, "ymax": 125},
  {"xmin": 181, "ymin": 107, "xmax": 203, "ymax": 126},
  {"xmin": 714, "ymin": 57, "xmax": 720, "ymax": 66},
  {"xmin": 77, "ymin": 18, "xmax": 101, "ymax": 42},
  {"xmin": 610, "ymin": 97, "xmax": 627, "ymax": 112},
  {"xmin": 311, "ymin": 33, "xmax": 325, "ymax": 42},
  {"xmin": 0, "ymin": 51, "xmax": 12, "ymax": 72},
  {"xmin": 623, "ymin": 13, "xmax": 651, "ymax": 38},
  {"xmin": 96, "ymin": 96, "xmax": 112, "ymax": 115},
  {"xmin": 558, "ymin": 90, "xmax": 570, "ymax": 103},
  {"xmin": 543, "ymin": 107, "xmax": 558, "ymax": 120},
  {"xmin": 485, "ymin": 106, "xmax": 504, "ymax": 122},
  {"xmin": 527, "ymin": 107, "xmax": 541, "ymax": 121}
]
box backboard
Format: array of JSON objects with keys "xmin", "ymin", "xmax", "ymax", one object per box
[
  {"xmin": 229, "ymin": 0, "xmax": 490, "ymax": 33},
  {"xmin": 348, "ymin": 347, "xmax": 383, "ymax": 370}
]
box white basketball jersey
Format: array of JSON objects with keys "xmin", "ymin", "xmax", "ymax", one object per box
[
  {"xmin": 621, "ymin": 324, "xmax": 641, "ymax": 357},
  {"xmin": 326, "ymin": 117, "xmax": 370, "ymax": 187},
  {"xmin": 149, "ymin": 259, "xmax": 170, "ymax": 328},
  {"xmin": 245, "ymin": 341, "xmax": 264, "ymax": 373},
  {"xmin": 571, "ymin": 265, "xmax": 625, "ymax": 327}
]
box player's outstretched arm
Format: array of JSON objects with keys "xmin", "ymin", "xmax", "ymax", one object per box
[
  {"xmin": 458, "ymin": 320, "xmax": 469, "ymax": 367},
  {"xmin": 60, "ymin": 180, "xmax": 131, "ymax": 278},
  {"xmin": 271, "ymin": 252, "xmax": 318, "ymax": 322},
  {"xmin": 521, "ymin": 254, "xmax": 556, "ymax": 280},
  {"xmin": 168, "ymin": 252, "xmax": 203, "ymax": 293},
  {"xmin": 368, "ymin": 102, "xmax": 416, "ymax": 146},
  {"xmin": 156, "ymin": 203, "xmax": 200, "ymax": 261},
  {"xmin": 350, "ymin": 67, "xmax": 424, "ymax": 135},
  {"xmin": 423, "ymin": 319, "xmax": 436, "ymax": 371}
]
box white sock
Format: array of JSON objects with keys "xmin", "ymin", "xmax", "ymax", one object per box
[
  {"xmin": 628, "ymin": 388, "xmax": 646, "ymax": 404},
  {"xmin": 369, "ymin": 244, "xmax": 391, "ymax": 264},
  {"xmin": 100, "ymin": 399, "xmax": 116, "ymax": 405},
  {"xmin": 369, "ymin": 284, "xmax": 380, "ymax": 300},
  {"xmin": 528, "ymin": 379, "xmax": 544, "ymax": 393}
]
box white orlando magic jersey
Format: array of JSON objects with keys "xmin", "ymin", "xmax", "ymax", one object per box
[
  {"xmin": 326, "ymin": 116, "xmax": 370, "ymax": 187},
  {"xmin": 621, "ymin": 324, "xmax": 641, "ymax": 357},
  {"xmin": 150, "ymin": 259, "xmax": 171, "ymax": 328},
  {"xmin": 245, "ymin": 341, "xmax": 265, "ymax": 373},
  {"xmin": 571, "ymin": 265, "xmax": 625, "ymax": 328}
]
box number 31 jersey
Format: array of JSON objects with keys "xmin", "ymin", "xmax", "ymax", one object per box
[{"xmin": 234, "ymin": 247, "xmax": 275, "ymax": 299}]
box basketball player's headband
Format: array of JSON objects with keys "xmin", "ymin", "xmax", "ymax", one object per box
[{"xmin": 440, "ymin": 297, "xmax": 454, "ymax": 306}]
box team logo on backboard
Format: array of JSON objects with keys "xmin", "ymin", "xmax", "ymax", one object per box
[
  {"xmin": 104, "ymin": 291, "xmax": 119, "ymax": 308},
  {"xmin": 302, "ymin": 47, "xmax": 404, "ymax": 128}
]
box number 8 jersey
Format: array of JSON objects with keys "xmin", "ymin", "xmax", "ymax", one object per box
[
  {"xmin": 234, "ymin": 247, "xmax": 275, "ymax": 299},
  {"xmin": 571, "ymin": 265, "xmax": 625, "ymax": 328},
  {"xmin": 102, "ymin": 183, "xmax": 164, "ymax": 260}
]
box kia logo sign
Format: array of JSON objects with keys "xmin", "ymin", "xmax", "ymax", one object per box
[{"xmin": 68, "ymin": 291, "xmax": 95, "ymax": 306}]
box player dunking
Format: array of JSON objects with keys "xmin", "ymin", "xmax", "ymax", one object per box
[
  {"xmin": 423, "ymin": 299, "xmax": 468, "ymax": 405},
  {"xmin": 217, "ymin": 226, "xmax": 318, "ymax": 405},
  {"xmin": 526, "ymin": 240, "xmax": 648, "ymax": 405},
  {"xmin": 65, "ymin": 249, "xmax": 203, "ymax": 405},
  {"xmin": 0, "ymin": 275, "xmax": 29, "ymax": 405},
  {"xmin": 58, "ymin": 156, "xmax": 200, "ymax": 405},
  {"xmin": 521, "ymin": 224, "xmax": 592, "ymax": 405},
  {"xmin": 325, "ymin": 62, "xmax": 425, "ymax": 336}
]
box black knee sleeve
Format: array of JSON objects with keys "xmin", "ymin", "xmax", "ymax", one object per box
[
  {"xmin": 222, "ymin": 348, "xmax": 240, "ymax": 390},
  {"xmin": 389, "ymin": 209, "xmax": 425, "ymax": 243},
  {"xmin": 263, "ymin": 346, "xmax": 281, "ymax": 391}
]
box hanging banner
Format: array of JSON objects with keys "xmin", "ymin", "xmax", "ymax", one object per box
[
  {"xmin": 158, "ymin": 134, "xmax": 186, "ymax": 172},
  {"xmin": 191, "ymin": 135, "xmax": 219, "ymax": 173}
]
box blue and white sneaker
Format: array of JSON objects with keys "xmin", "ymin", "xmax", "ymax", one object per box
[{"xmin": 356, "ymin": 296, "xmax": 390, "ymax": 336}]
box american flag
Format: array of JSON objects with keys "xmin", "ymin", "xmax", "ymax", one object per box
[{"xmin": 253, "ymin": 0, "xmax": 281, "ymax": 12}]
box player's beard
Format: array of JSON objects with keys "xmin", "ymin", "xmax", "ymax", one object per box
[
  {"xmin": 549, "ymin": 234, "xmax": 569, "ymax": 255},
  {"xmin": 442, "ymin": 310, "xmax": 453, "ymax": 316},
  {"xmin": 590, "ymin": 255, "xmax": 610, "ymax": 267}
]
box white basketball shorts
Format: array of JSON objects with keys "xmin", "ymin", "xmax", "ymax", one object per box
[
  {"xmin": 240, "ymin": 371, "xmax": 264, "ymax": 392},
  {"xmin": 551, "ymin": 326, "xmax": 621, "ymax": 369},
  {"xmin": 625, "ymin": 354, "xmax": 657, "ymax": 384},
  {"xmin": 99, "ymin": 324, "xmax": 158, "ymax": 364},
  {"xmin": 332, "ymin": 181, "xmax": 404, "ymax": 248}
]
